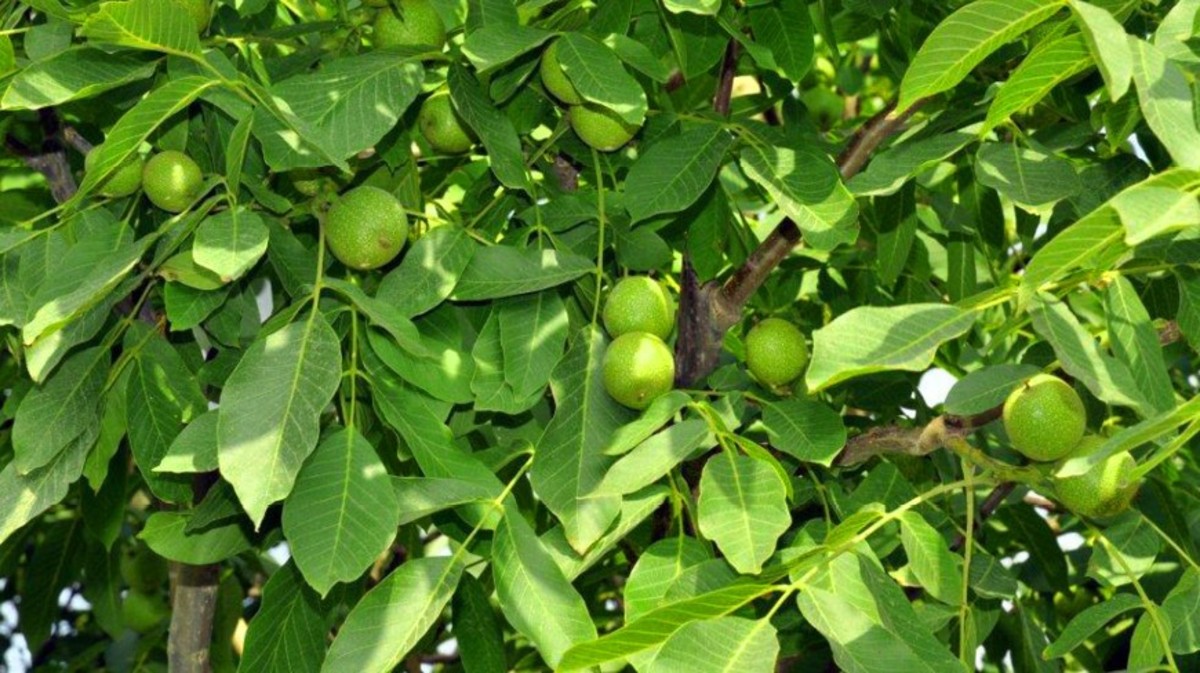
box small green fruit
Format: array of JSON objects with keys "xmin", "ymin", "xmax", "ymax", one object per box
[
  {"xmin": 324, "ymin": 186, "xmax": 409, "ymax": 270},
  {"xmin": 142, "ymin": 151, "xmax": 203, "ymax": 213},
  {"xmin": 1054, "ymin": 436, "xmax": 1139, "ymax": 518},
  {"xmin": 120, "ymin": 544, "xmax": 169, "ymax": 593},
  {"xmin": 603, "ymin": 332, "xmax": 675, "ymax": 410},
  {"xmin": 570, "ymin": 104, "xmax": 639, "ymax": 152},
  {"xmin": 86, "ymin": 150, "xmax": 143, "ymax": 198},
  {"xmin": 373, "ymin": 0, "xmax": 446, "ymax": 48},
  {"xmin": 540, "ymin": 40, "xmax": 582, "ymax": 105},
  {"xmin": 745, "ymin": 318, "xmax": 809, "ymax": 388},
  {"xmin": 603, "ymin": 277, "xmax": 675, "ymax": 340},
  {"xmin": 1003, "ymin": 374, "xmax": 1086, "ymax": 462},
  {"xmin": 122, "ymin": 590, "xmax": 169, "ymax": 633},
  {"xmin": 417, "ymin": 93, "xmax": 475, "ymax": 155}
]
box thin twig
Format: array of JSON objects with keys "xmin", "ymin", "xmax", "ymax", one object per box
[
  {"xmin": 62, "ymin": 127, "xmax": 94, "ymax": 155},
  {"xmin": 951, "ymin": 482, "xmax": 1016, "ymax": 551},
  {"xmin": 6, "ymin": 110, "xmax": 78, "ymax": 204}
]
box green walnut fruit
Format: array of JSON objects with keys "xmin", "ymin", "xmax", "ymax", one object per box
[
  {"xmin": 123, "ymin": 590, "xmax": 169, "ymax": 634},
  {"xmin": 417, "ymin": 93, "xmax": 475, "ymax": 154},
  {"xmin": 373, "ymin": 0, "xmax": 446, "ymax": 48},
  {"xmin": 540, "ymin": 40, "xmax": 582, "ymax": 105},
  {"xmin": 174, "ymin": 0, "xmax": 210, "ymax": 32},
  {"xmin": 603, "ymin": 332, "xmax": 675, "ymax": 410},
  {"xmin": 570, "ymin": 104, "xmax": 639, "ymax": 152},
  {"xmin": 1003, "ymin": 374, "xmax": 1086, "ymax": 462},
  {"xmin": 120, "ymin": 544, "xmax": 169, "ymax": 593},
  {"xmin": 324, "ymin": 186, "xmax": 409, "ymax": 270},
  {"xmin": 85, "ymin": 150, "xmax": 143, "ymax": 198},
  {"xmin": 1054, "ymin": 436, "xmax": 1140, "ymax": 518},
  {"xmin": 745, "ymin": 318, "xmax": 809, "ymax": 388},
  {"xmin": 603, "ymin": 276, "xmax": 675, "ymax": 340},
  {"xmin": 142, "ymin": 151, "xmax": 203, "ymax": 213}
]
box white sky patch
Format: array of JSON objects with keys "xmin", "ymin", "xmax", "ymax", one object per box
[{"xmin": 918, "ymin": 368, "xmax": 957, "ymax": 408}]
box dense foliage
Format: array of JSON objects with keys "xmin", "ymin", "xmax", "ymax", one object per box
[{"xmin": 1, "ymin": 0, "xmax": 1199, "ymax": 671}]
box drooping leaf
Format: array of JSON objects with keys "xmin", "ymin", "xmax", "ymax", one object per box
[
  {"xmin": 192, "ymin": 208, "xmax": 269, "ymax": 283},
  {"xmin": 898, "ymin": 511, "xmax": 963, "ymax": 605},
  {"xmin": 625, "ymin": 126, "xmax": 734, "ymax": 223},
  {"xmin": 760, "ymin": 399, "xmax": 847, "ymax": 466},
  {"xmin": 283, "ymin": 427, "xmax": 399, "ymax": 597},
  {"xmin": 239, "ymin": 562, "xmax": 327, "ymax": 673},
  {"xmin": 944, "ymin": 364, "xmax": 1040, "ymax": 416},
  {"xmin": 697, "ymin": 451, "xmax": 791, "ymax": 575},
  {"xmin": 321, "ymin": 557, "xmax": 463, "ymax": 673},
  {"xmin": 529, "ymin": 327, "xmax": 634, "ymax": 552},
  {"xmin": 740, "ymin": 141, "xmax": 859, "ymax": 250},
  {"xmin": 493, "ymin": 506, "xmax": 596, "ymax": 668},
  {"xmin": 80, "ymin": 0, "xmax": 202, "ymax": 55},
  {"xmin": 647, "ymin": 617, "xmax": 779, "ymax": 673},
  {"xmin": 1044, "ymin": 593, "xmax": 1142, "ymax": 659},
  {"xmin": 555, "ymin": 32, "xmax": 647, "ymax": 125},
  {"xmin": 11, "ymin": 346, "xmax": 108, "ymax": 473},
  {"xmin": 376, "ymin": 225, "xmax": 476, "ymax": 318},
  {"xmin": 1, "ymin": 48, "xmax": 158, "ymax": 110},
  {"xmin": 218, "ymin": 312, "xmax": 343, "ymax": 527},
  {"xmin": 1070, "ymin": 0, "xmax": 1131, "ymax": 100},
  {"xmin": 452, "ymin": 246, "xmax": 593, "ymax": 300},
  {"xmin": 1130, "ymin": 37, "xmax": 1200, "ymax": 170},
  {"xmin": 984, "ymin": 33, "xmax": 1094, "ymax": 132},
  {"xmin": 448, "ymin": 65, "xmax": 530, "ymax": 191},
  {"xmin": 140, "ymin": 511, "xmax": 253, "ymax": 563}
]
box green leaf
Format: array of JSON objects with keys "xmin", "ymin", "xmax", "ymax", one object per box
[
  {"xmin": 1130, "ymin": 37, "xmax": 1200, "ymax": 170},
  {"xmin": 1130, "ymin": 608, "xmax": 1168, "ymax": 671},
  {"xmin": 321, "ymin": 557, "xmax": 463, "ymax": 673},
  {"xmin": 493, "ymin": 506, "xmax": 596, "ymax": 668},
  {"xmin": 739, "ymin": 141, "xmax": 859, "ymax": 250},
  {"xmin": 1104, "ymin": 277, "xmax": 1174, "ymax": 413},
  {"xmin": 1163, "ymin": 567, "xmax": 1200, "ymax": 654},
  {"xmin": 192, "ymin": 208, "xmax": 269, "ymax": 283},
  {"xmin": 944, "ymin": 364, "xmax": 1040, "ymax": 416},
  {"xmin": 797, "ymin": 553, "xmax": 964, "ymax": 673},
  {"xmin": 1070, "ymin": 0, "xmax": 1131, "ymax": 100},
  {"xmin": 254, "ymin": 51, "xmax": 425, "ymax": 170},
  {"xmin": 20, "ymin": 519, "xmax": 82, "ymax": 652},
  {"xmin": 1028, "ymin": 291, "xmax": 1149, "ymax": 414},
  {"xmin": 1020, "ymin": 205, "xmax": 1126, "ymax": 296},
  {"xmin": 975, "ymin": 142, "xmax": 1081, "ymax": 212},
  {"xmin": 746, "ymin": 2, "xmax": 814, "ymax": 83},
  {"xmin": 1087, "ymin": 512, "xmax": 1160, "ymax": 587},
  {"xmin": 624, "ymin": 536, "xmax": 713, "ymax": 621},
  {"xmin": 448, "ymin": 65, "xmax": 531, "ymax": 191},
  {"xmin": 848, "ymin": 125, "xmax": 981, "ymax": 196},
  {"xmin": 558, "ymin": 578, "xmax": 778, "ymax": 670},
  {"xmin": 806, "ymin": 304, "xmax": 977, "ymax": 391},
  {"xmin": 462, "ymin": 24, "xmax": 553, "ymax": 72},
  {"xmin": 626, "ymin": 126, "xmax": 734, "ymax": 223},
  {"xmin": 224, "ymin": 112, "xmax": 254, "ymax": 203},
  {"xmin": 22, "ymin": 236, "xmax": 147, "ymax": 345},
  {"xmin": 324, "ymin": 277, "xmax": 428, "ymax": 357},
  {"xmin": 545, "ymin": 486, "xmax": 669, "ymax": 581},
  {"xmin": 140, "ymin": 511, "xmax": 253, "ymax": 563},
  {"xmin": 376, "ymin": 225, "xmax": 476, "ymax": 318},
  {"xmin": 452, "ymin": 246, "xmax": 593, "ymax": 301},
  {"xmin": 499, "ymin": 291, "xmax": 569, "ymax": 399},
  {"xmin": 697, "ymin": 451, "xmax": 791, "ymax": 574},
  {"xmin": 392, "ymin": 477, "xmax": 495, "ymax": 526},
  {"xmin": 1, "ymin": 48, "xmax": 158, "ymax": 110},
  {"xmin": 647, "ymin": 617, "xmax": 779, "ymax": 673},
  {"xmin": 368, "ymin": 321, "xmax": 471, "ymax": 404},
  {"xmin": 556, "ymin": 32, "xmax": 647, "ymax": 125},
  {"xmin": 240, "ymin": 562, "xmax": 327, "ymax": 673},
  {"xmin": 897, "ymin": 0, "xmax": 1067, "ymax": 112},
  {"xmin": 155, "ymin": 409, "xmax": 218, "ymax": 473},
  {"xmin": 11, "ymin": 346, "xmax": 108, "ymax": 473},
  {"xmin": 663, "ymin": 0, "xmax": 719, "ymax": 15},
  {"xmin": 0, "ymin": 430, "xmax": 91, "ymax": 546},
  {"xmin": 126, "ymin": 343, "xmax": 194, "ymax": 502},
  {"xmin": 604, "ymin": 34, "xmax": 672, "ymax": 82},
  {"xmin": 217, "ymin": 312, "xmax": 343, "ymax": 527},
  {"xmin": 984, "ymin": 33, "xmax": 1094, "ymax": 132},
  {"xmin": 1044, "ymin": 592, "xmax": 1142, "ymax": 658},
  {"xmin": 603, "ymin": 390, "xmax": 693, "ymax": 456},
  {"xmin": 81, "ymin": 0, "xmax": 202, "ymax": 55},
  {"xmin": 529, "ymin": 327, "xmax": 634, "ymax": 552},
  {"xmin": 1058, "ymin": 397, "xmax": 1200, "ymax": 477},
  {"xmin": 898, "ymin": 511, "xmax": 963, "ymax": 605},
  {"xmin": 760, "ymin": 399, "xmax": 847, "ymax": 466},
  {"xmin": 283, "ymin": 427, "xmax": 399, "ymax": 597},
  {"xmin": 75, "ymin": 76, "xmax": 220, "ymax": 203},
  {"xmin": 591, "ymin": 420, "xmax": 713, "ymax": 498},
  {"xmin": 1110, "ymin": 169, "xmax": 1200, "ymax": 245},
  {"xmin": 453, "ymin": 574, "xmax": 508, "ymax": 673},
  {"xmin": 163, "ymin": 282, "xmax": 228, "ymax": 332}
]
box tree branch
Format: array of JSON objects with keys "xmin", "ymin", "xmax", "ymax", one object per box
[
  {"xmin": 6, "ymin": 110, "xmax": 79, "ymax": 204},
  {"xmin": 168, "ymin": 474, "xmax": 221, "ymax": 673},
  {"xmin": 712, "ymin": 40, "xmax": 740, "ymax": 117},
  {"xmin": 674, "ymin": 99, "xmax": 926, "ymax": 386}
]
